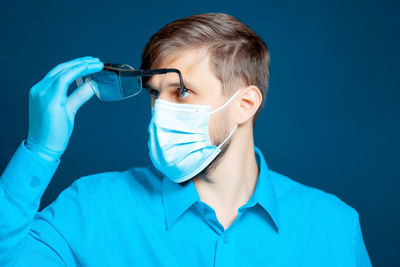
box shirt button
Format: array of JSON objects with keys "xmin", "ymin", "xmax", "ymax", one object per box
[
  {"xmin": 30, "ymin": 176, "xmax": 40, "ymax": 187},
  {"xmin": 223, "ymin": 235, "xmax": 230, "ymax": 244}
]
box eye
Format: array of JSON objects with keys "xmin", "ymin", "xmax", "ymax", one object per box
[
  {"xmin": 178, "ymin": 88, "xmax": 191, "ymax": 98},
  {"xmin": 148, "ymin": 88, "xmax": 160, "ymax": 98}
]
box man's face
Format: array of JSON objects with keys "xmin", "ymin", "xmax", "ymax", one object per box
[{"xmin": 147, "ymin": 48, "xmax": 237, "ymax": 148}]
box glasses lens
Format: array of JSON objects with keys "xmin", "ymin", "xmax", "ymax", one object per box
[
  {"xmin": 119, "ymin": 70, "xmax": 142, "ymax": 99},
  {"xmin": 86, "ymin": 70, "xmax": 121, "ymax": 101},
  {"xmin": 77, "ymin": 64, "xmax": 142, "ymax": 101}
]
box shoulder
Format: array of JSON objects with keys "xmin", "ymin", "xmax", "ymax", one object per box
[
  {"xmin": 70, "ymin": 165, "xmax": 163, "ymax": 201},
  {"xmin": 34, "ymin": 166, "xmax": 163, "ymax": 242},
  {"xmin": 269, "ymin": 170, "xmax": 360, "ymax": 231}
]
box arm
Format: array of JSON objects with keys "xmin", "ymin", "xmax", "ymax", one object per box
[
  {"xmin": 1, "ymin": 141, "xmax": 98, "ymax": 266},
  {"xmin": 0, "ymin": 57, "xmax": 104, "ymax": 266},
  {"xmin": 0, "ymin": 140, "xmax": 66, "ymax": 266}
]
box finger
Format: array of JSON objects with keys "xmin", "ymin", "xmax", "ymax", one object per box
[
  {"xmin": 44, "ymin": 56, "xmax": 100, "ymax": 79},
  {"xmin": 45, "ymin": 56, "xmax": 99, "ymax": 78},
  {"xmin": 66, "ymin": 80, "xmax": 96, "ymax": 116},
  {"xmin": 55, "ymin": 61, "xmax": 104, "ymax": 97}
]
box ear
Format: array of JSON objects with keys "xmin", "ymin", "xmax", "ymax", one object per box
[{"xmin": 234, "ymin": 85, "xmax": 262, "ymax": 125}]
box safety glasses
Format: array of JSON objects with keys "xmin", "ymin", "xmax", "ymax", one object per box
[{"xmin": 75, "ymin": 63, "xmax": 188, "ymax": 101}]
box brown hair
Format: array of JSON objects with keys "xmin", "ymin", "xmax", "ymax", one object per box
[{"xmin": 140, "ymin": 13, "xmax": 270, "ymax": 125}]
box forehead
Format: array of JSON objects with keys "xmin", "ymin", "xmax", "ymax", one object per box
[{"xmin": 146, "ymin": 48, "xmax": 217, "ymax": 89}]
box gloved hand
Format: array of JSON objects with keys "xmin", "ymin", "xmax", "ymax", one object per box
[{"xmin": 25, "ymin": 56, "xmax": 104, "ymax": 162}]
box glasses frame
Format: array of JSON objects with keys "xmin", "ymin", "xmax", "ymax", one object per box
[{"xmin": 101, "ymin": 63, "xmax": 189, "ymax": 96}]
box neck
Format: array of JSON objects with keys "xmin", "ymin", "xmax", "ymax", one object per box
[{"xmin": 192, "ymin": 126, "xmax": 259, "ymax": 212}]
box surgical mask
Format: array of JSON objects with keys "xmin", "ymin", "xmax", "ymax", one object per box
[{"xmin": 147, "ymin": 89, "xmax": 242, "ymax": 183}]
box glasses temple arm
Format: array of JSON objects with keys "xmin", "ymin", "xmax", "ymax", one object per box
[{"xmin": 140, "ymin": 69, "xmax": 188, "ymax": 94}]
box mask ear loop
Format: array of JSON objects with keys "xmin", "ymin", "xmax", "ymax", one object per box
[
  {"xmin": 209, "ymin": 89, "xmax": 242, "ymax": 115},
  {"xmin": 210, "ymin": 89, "xmax": 242, "ymax": 148},
  {"xmin": 217, "ymin": 124, "xmax": 238, "ymax": 149}
]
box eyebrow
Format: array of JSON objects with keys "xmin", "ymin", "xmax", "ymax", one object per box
[
  {"xmin": 146, "ymin": 78, "xmax": 197, "ymax": 90},
  {"xmin": 166, "ymin": 78, "xmax": 197, "ymax": 90}
]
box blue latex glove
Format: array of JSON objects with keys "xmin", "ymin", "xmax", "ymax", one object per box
[{"xmin": 26, "ymin": 56, "xmax": 104, "ymax": 162}]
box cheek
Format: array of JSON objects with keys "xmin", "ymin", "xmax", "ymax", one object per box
[
  {"xmin": 207, "ymin": 108, "xmax": 231, "ymax": 145},
  {"xmin": 208, "ymin": 114, "xmax": 218, "ymax": 139}
]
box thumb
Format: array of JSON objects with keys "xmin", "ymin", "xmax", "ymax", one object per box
[{"xmin": 66, "ymin": 80, "xmax": 97, "ymax": 115}]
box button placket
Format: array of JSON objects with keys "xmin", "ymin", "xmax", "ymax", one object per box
[{"xmin": 215, "ymin": 233, "xmax": 234, "ymax": 267}]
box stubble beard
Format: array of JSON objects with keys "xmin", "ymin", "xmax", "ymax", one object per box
[{"xmin": 197, "ymin": 106, "xmax": 233, "ymax": 182}]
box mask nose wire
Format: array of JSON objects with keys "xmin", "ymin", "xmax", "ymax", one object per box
[{"xmin": 208, "ymin": 89, "xmax": 242, "ymax": 115}]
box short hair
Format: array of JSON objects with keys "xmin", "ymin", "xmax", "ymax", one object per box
[{"xmin": 140, "ymin": 13, "xmax": 270, "ymax": 125}]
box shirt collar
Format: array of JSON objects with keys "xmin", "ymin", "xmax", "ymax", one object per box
[
  {"xmin": 248, "ymin": 146, "xmax": 280, "ymax": 232},
  {"xmin": 161, "ymin": 145, "xmax": 280, "ymax": 232},
  {"xmin": 161, "ymin": 171, "xmax": 200, "ymax": 231}
]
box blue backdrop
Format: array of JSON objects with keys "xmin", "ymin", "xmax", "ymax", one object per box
[{"xmin": 0, "ymin": 0, "xmax": 398, "ymax": 266}]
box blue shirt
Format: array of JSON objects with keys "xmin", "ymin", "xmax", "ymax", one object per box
[{"xmin": 0, "ymin": 140, "xmax": 373, "ymax": 266}]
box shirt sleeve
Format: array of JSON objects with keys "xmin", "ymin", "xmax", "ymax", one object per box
[
  {"xmin": 25, "ymin": 176, "xmax": 97, "ymax": 267},
  {"xmin": 0, "ymin": 140, "xmax": 70, "ymax": 266}
]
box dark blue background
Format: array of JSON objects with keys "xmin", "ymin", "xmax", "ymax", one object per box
[{"xmin": 0, "ymin": 0, "xmax": 398, "ymax": 266}]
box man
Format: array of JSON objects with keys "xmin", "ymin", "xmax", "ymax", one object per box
[{"xmin": 0, "ymin": 13, "xmax": 372, "ymax": 266}]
